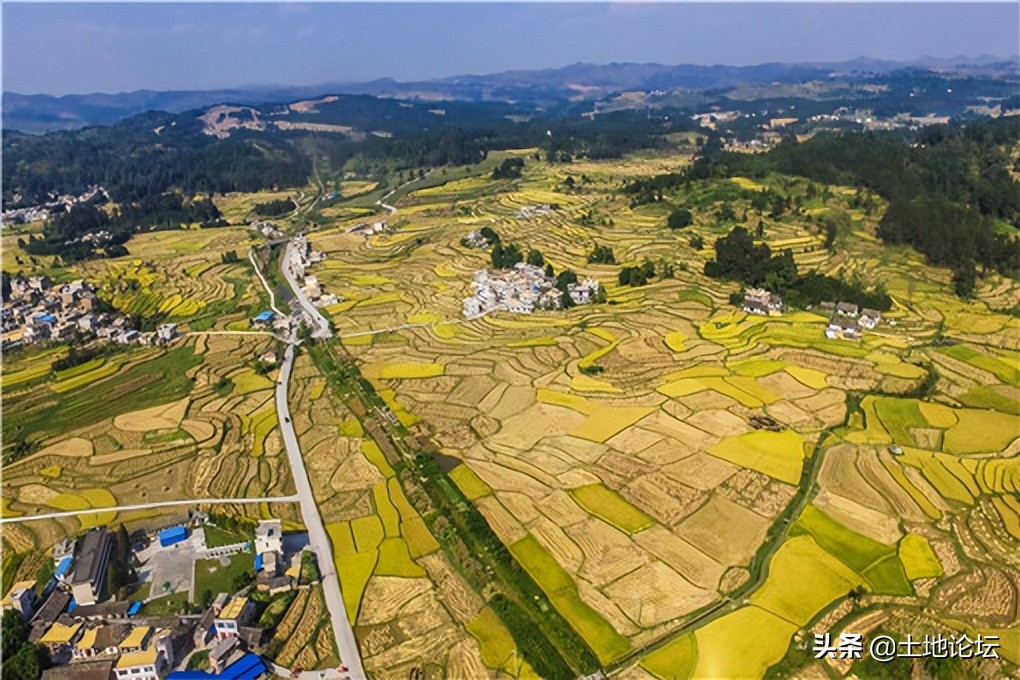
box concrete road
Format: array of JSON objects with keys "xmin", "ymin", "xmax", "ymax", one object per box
[{"xmin": 276, "ymin": 342, "xmax": 366, "ymax": 680}]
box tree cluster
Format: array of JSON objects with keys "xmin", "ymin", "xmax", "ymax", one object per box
[
  {"xmin": 252, "ymin": 198, "xmax": 295, "ymax": 217},
  {"xmin": 586, "ymin": 243, "xmax": 616, "ymax": 264},
  {"xmin": 618, "ymin": 259, "xmax": 658, "ymax": 287},
  {"xmin": 667, "ymin": 208, "xmax": 693, "ymax": 230},
  {"xmin": 2, "ymin": 609, "xmax": 51, "ymax": 680},
  {"xmin": 491, "ymin": 158, "xmax": 525, "ymax": 180},
  {"xmin": 490, "ymin": 242, "xmax": 523, "ymax": 269}
]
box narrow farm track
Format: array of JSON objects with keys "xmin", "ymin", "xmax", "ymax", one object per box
[{"xmin": 0, "ymin": 495, "xmax": 299, "ymax": 524}]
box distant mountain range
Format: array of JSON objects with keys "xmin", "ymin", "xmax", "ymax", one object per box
[{"xmin": 4, "ymin": 56, "xmax": 1017, "ymax": 133}]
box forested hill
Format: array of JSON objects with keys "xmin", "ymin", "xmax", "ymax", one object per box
[{"xmin": 685, "ymin": 117, "xmax": 1020, "ymax": 294}]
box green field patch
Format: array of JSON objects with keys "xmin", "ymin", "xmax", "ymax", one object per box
[
  {"xmin": 231, "ymin": 368, "xmax": 275, "ymax": 394},
  {"xmin": 448, "ymin": 464, "xmax": 493, "ymax": 500},
  {"xmin": 939, "ymin": 345, "xmax": 1020, "ymax": 386},
  {"xmin": 897, "ymin": 534, "xmax": 943, "ymax": 580},
  {"xmin": 750, "ymin": 535, "xmax": 864, "ymax": 626},
  {"xmin": 860, "ymin": 554, "xmax": 912, "ymax": 595},
  {"xmin": 569, "ymin": 483, "xmax": 654, "ymax": 534},
  {"xmin": 327, "ymin": 519, "xmax": 379, "ymax": 622},
  {"xmin": 790, "ymin": 505, "xmax": 895, "ymax": 573},
  {"xmin": 729, "ymin": 358, "xmax": 786, "ymax": 377},
  {"xmin": 677, "ymin": 289, "xmax": 713, "ymax": 307},
  {"xmin": 640, "ymin": 631, "xmax": 697, "ymax": 680},
  {"xmin": 943, "ymin": 409, "xmax": 1019, "ymax": 455},
  {"xmin": 873, "ymin": 397, "xmax": 928, "ymax": 447},
  {"xmin": 844, "ymin": 396, "xmax": 892, "ymax": 445},
  {"xmin": 5, "ymin": 346, "xmax": 203, "ymax": 446},
  {"xmin": 509, "ymin": 535, "xmax": 630, "ymax": 664},
  {"xmin": 141, "ymin": 428, "xmax": 193, "ymax": 446},
  {"xmin": 707, "ymin": 429, "xmax": 807, "ymax": 485},
  {"xmin": 338, "ymin": 417, "xmax": 365, "ymax": 437},
  {"xmin": 958, "ymin": 385, "xmax": 1020, "ymax": 415},
  {"xmin": 193, "ymin": 552, "xmax": 255, "ymax": 597}
]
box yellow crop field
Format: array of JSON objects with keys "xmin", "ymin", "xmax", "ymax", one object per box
[
  {"xmin": 661, "ymin": 605, "xmax": 795, "ymax": 679},
  {"xmin": 38, "ymin": 465, "xmax": 62, "ymax": 479},
  {"xmin": 707, "ymin": 429, "xmax": 807, "ymax": 485},
  {"xmin": 569, "ymin": 483, "xmax": 654, "ymax": 534},
  {"xmin": 388, "ymin": 478, "xmax": 439, "ymax": 557},
  {"xmin": 509, "ymin": 535, "xmax": 630, "ymax": 664},
  {"xmin": 784, "ymin": 365, "xmax": 828, "ymax": 390},
  {"xmin": 570, "ymin": 406, "xmax": 657, "ymax": 443},
  {"xmin": 570, "ymin": 375, "xmax": 622, "ymax": 393},
  {"xmin": 45, "ymin": 493, "xmax": 91, "ymax": 511},
  {"xmin": 466, "ymin": 607, "xmax": 541, "ymax": 678},
  {"xmin": 449, "ymin": 464, "xmax": 493, "ymax": 500},
  {"xmin": 943, "ymin": 409, "xmax": 1019, "ymax": 454},
  {"xmin": 578, "ymin": 328, "xmax": 620, "ymax": 368},
  {"xmin": 641, "ymin": 633, "xmax": 697, "ymax": 680},
  {"xmin": 751, "ymin": 536, "xmax": 863, "ymax": 626},
  {"xmin": 232, "ymin": 369, "xmax": 274, "ymax": 394},
  {"xmin": 537, "ymin": 388, "xmax": 593, "ymax": 415},
  {"xmin": 376, "ymin": 538, "xmax": 425, "ymax": 577},
  {"xmin": 374, "ymin": 362, "xmax": 445, "ymax": 380},
  {"xmin": 373, "ymin": 482, "xmax": 401, "ymax": 537},
  {"xmin": 898, "ymin": 533, "xmax": 943, "ymax": 580},
  {"xmin": 730, "ymin": 358, "xmax": 786, "ymax": 377},
  {"xmin": 664, "ymin": 331, "xmax": 687, "ymax": 352},
  {"xmin": 361, "ymin": 440, "xmax": 394, "ymax": 478},
  {"xmin": 50, "ymin": 360, "xmax": 122, "ymax": 393},
  {"xmin": 918, "ymin": 402, "xmax": 958, "ymax": 429}
]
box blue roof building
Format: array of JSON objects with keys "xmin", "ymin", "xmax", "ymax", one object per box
[
  {"xmin": 252, "ymin": 311, "xmax": 275, "ymax": 324},
  {"xmin": 158, "ymin": 526, "xmax": 188, "ymax": 547},
  {"xmin": 126, "ymin": 601, "xmax": 142, "ymax": 617},
  {"xmin": 166, "ymin": 653, "xmax": 267, "ymax": 680},
  {"xmin": 54, "ymin": 556, "xmax": 73, "ymax": 580}
]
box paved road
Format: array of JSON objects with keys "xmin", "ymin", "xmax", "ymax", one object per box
[
  {"xmin": 280, "ymin": 239, "xmax": 333, "ymax": 339},
  {"xmin": 0, "ymin": 495, "xmax": 298, "ymax": 524},
  {"xmin": 276, "ymin": 342, "xmax": 366, "ymax": 680}
]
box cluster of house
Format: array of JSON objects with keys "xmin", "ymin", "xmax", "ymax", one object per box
[
  {"xmin": 741, "ymin": 288, "xmax": 784, "ymax": 316},
  {"xmin": 345, "ymin": 220, "xmax": 388, "ymax": 236},
  {"xmin": 461, "ymin": 230, "xmax": 493, "ymax": 248},
  {"xmin": 2, "ymin": 275, "xmax": 178, "ymax": 348},
  {"xmin": 821, "ymin": 302, "xmax": 882, "ymax": 340},
  {"xmin": 1, "ymin": 185, "xmax": 110, "ymax": 226},
  {"xmin": 250, "ymin": 221, "xmax": 283, "ymax": 239},
  {"xmin": 462, "ymin": 263, "xmax": 600, "ymax": 318},
  {"xmin": 517, "ymin": 204, "xmax": 555, "ymax": 219},
  {"xmin": 3, "ymin": 518, "xmax": 302, "ymax": 680},
  {"xmin": 287, "ymin": 235, "xmax": 340, "ymax": 309}
]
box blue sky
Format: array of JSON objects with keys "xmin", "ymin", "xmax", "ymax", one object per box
[{"xmin": 3, "ymin": 2, "xmax": 1017, "ymax": 95}]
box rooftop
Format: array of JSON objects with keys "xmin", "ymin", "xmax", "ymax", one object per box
[
  {"xmin": 218, "ymin": 597, "xmax": 248, "ymax": 621},
  {"xmin": 39, "ymin": 621, "xmax": 82, "ymax": 645},
  {"xmin": 2, "ymin": 580, "xmax": 36, "ymax": 605},
  {"xmin": 41, "ymin": 659, "xmax": 114, "ymax": 680},
  {"xmin": 116, "ymin": 647, "xmax": 158, "ymax": 669},
  {"xmin": 71, "ymin": 527, "xmax": 110, "ymax": 586},
  {"xmin": 119, "ymin": 625, "xmax": 151, "ymax": 650}
]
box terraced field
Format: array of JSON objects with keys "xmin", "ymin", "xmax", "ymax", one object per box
[{"xmin": 290, "ymin": 153, "xmax": 1018, "ymax": 677}]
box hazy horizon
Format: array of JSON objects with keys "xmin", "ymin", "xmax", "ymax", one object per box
[{"xmin": 3, "ymin": 2, "xmax": 1018, "ymax": 96}]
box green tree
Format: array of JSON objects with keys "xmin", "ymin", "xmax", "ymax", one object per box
[{"xmin": 667, "ymin": 208, "xmax": 693, "ymax": 230}]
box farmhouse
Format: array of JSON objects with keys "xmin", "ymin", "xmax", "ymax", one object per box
[
  {"xmin": 859, "ymin": 308, "xmax": 882, "ymax": 329},
  {"xmin": 3, "ymin": 581, "xmax": 39, "ymax": 620},
  {"xmin": 835, "ymin": 302, "xmax": 859, "ymax": 317},
  {"xmin": 826, "ymin": 316, "xmax": 861, "ymax": 340},
  {"xmin": 213, "ymin": 596, "xmax": 255, "ymax": 640},
  {"xmin": 742, "ymin": 288, "xmax": 783, "ymax": 316},
  {"xmin": 251, "ymin": 311, "xmax": 275, "ymax": 327}
]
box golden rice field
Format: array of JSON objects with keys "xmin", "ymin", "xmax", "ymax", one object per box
[
  {"xmin": 288, "ymin": 153, "xmax": 1018, "ymax": 678},
  {"xmin": 4, "ymin": 149, "xmax": 1018, "ymax": 679}
]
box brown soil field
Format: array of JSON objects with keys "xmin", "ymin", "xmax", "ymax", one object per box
[{"xmin": 675, "ymin": 494, "xmax": 770, "ymax": 566}]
